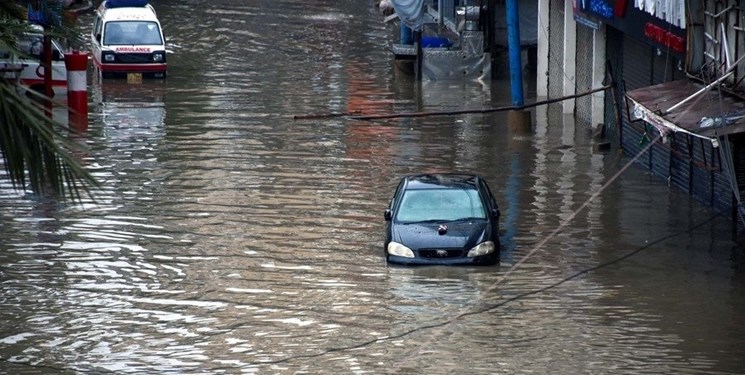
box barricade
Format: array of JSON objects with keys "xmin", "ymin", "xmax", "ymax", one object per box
[{"xmin": 64, "ymin": 51, "xmax": 88, "ymax": 130}]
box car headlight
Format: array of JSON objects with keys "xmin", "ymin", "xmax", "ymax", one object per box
[
  {"xmin": 467, "ymin": 241, "xmax": 495, "ymax": 257},
  {"xmin": 152, "ymin": 52, "xmax": 165, "ymax": 62},
  {"xmin": 103, "ymin": 52, "xmax": 115, "ymax": 62},
  {"xmin": 387, "ymin": 242, "xmax": 415, "ymax": 258}
]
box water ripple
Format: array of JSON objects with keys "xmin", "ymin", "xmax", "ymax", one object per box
[{"xmin": 0, "ymin": 1, "xmax": 743, "ymax": 374}]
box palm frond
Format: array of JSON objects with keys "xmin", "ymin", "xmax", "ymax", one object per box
[
  {"xmin": 0, "ymin": 0, "xmax": 100, "ymax": 202},
  {"xmin": 0, "ymin": 78, "xmax": 99, "ymax": 201}
]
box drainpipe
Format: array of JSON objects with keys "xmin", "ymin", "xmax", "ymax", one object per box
[
  {"xmin": 506, "ymin": 0, "xmax": 523, "ymax": 106},
  {"xmin": 506, "ymin": 0, "xmax": 531, "ymax": 132}
]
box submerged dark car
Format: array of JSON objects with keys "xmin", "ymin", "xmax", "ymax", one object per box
[{"xmin": 384, "ymin": 173, "xmax": 501, "ymax": 265}]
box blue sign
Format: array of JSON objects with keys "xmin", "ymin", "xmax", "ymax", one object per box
[{"xmin": 26, "ymin": 0, "xmax": 64, "ymax": 27}]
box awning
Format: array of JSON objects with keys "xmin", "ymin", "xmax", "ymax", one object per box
[{"xmin": 625, "ymin": 79, "xmax": 745, "ymax": 146}]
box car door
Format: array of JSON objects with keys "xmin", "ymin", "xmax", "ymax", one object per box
[
  {"xmin": 384, "ymin": 178, "xmax": 405, "ymax": 247},
  {"xmin": 478, "ymin": 178, "xmax": 500, "ymax": 237},
  {"xmin": 91, "ymin": 13, "xmax": 103, "ymax": 66}
]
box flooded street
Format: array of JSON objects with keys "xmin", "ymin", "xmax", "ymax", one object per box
[{"xmin": 2, "ymin": 0, "xmax": 745, "ymax": 373}]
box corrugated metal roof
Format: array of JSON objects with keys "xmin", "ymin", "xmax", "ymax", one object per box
[{"xmin": 625, "ymin": 79, "xmax": 745, "ymax": 138}]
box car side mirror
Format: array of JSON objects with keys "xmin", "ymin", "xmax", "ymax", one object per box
[
  {"xmin": 384, "ymin": 209, "xmax": 392, "ymax": 221},
  {"xmin": 96, "ymin": 33, "xmax": 101, "ymax": 43},
  {"xmin": 491, "ymin": 208, "xmax": 500, "ymax": 220}
]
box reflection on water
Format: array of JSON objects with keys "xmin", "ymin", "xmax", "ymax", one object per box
[{"xmin": 1, "ymin": 1, "xmax": 745, "ymax": 374}]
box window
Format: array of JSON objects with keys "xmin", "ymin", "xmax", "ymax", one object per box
[
  {"xmin": 93, "ymin": 16, "xmax": 102, "ymax": 40},
  {"xmin": 104, "ymin": 21, "xmax": 162, "ymax": 46},
  {"xmin": 396, "ymin": 188, "xmax": 486, "ymax": 223}
]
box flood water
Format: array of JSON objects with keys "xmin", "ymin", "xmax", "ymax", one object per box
[{"xmin": 2, "ymin": 1, "xmax": 745, "ymax": 373}]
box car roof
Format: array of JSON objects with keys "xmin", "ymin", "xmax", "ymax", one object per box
[
  {"xmin": 402, "ymin": 173, "xmax": 483, "ymax": 190},
  {"xmin": 100, "ymin": 5, "xmax": 159, "ymax": 22}
]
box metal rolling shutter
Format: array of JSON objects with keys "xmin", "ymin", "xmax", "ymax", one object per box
[
  {"xmin": 736, "ymin": 135, "xmax": 745, "ymax": 204},
  {"xmin": 616, "ymin": 31, "xmax": 655, "ymax": 168}
]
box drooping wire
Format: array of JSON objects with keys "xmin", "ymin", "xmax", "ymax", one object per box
[
  {"xmin": 260, "ymin": 5, "xmax": 739, "ymax": 369},
  {"xmin": 248, "ymin": 131, "xmax": 726, "ymax": 368}
]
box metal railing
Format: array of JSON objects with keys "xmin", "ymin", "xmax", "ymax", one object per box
[
  {"xmin": 424, "ymin": 0, "xmax": 457, "ymax": 32},
  {"xmin": 424, "ymin": 0, "xmax": 483, "ymax": 33}
]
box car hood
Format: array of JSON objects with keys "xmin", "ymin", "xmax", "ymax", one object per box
[{"xmin": 391, "ymin": 220, "xmax": 489, "ymax": 250}]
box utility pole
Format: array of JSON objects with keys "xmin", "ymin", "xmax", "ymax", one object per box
[
  {"xmin": 506, "ymin": 0, "xmax": 523, "ymax": 106},
  {"xmin": 506, "ymin": 0, "xmax": 531, "ymax": 132},
  {"xmin": 43, "ymin": 28, "xmax": 53, "ymax": 114}
]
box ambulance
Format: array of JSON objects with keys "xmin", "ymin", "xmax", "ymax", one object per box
[
  {"xmin": 90, "ymin": 0, "xmax": 166, "ymax": 79},
  {"xmin": 0, "ymin": 25, "xmax": 68, "ymax": 97}
]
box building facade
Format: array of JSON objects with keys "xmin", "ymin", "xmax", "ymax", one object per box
[{"xmin": 537, "ymin": 0, "xmax": 745, "ymax": 227}]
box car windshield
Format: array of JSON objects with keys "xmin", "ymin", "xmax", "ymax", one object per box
[
  {"xmin": 104, "ymin": 21, "xmax": 162, "ymax": 45},
  {"xmin": 395, "ymin": 188, "xmax": 486, "ymax": 223}
]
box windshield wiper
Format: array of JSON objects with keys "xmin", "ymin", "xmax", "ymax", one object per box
[{"xmin": 405, "ymin": 219, "xmax": 451, "ymax": 224}]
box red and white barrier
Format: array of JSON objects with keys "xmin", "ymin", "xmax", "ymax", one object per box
[{"xmin": 64, "ymin": 51, "xmax": 88, "ymax": 130}]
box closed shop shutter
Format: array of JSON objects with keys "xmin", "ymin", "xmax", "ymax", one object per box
[
  {"xmin": 736, "ymin": 135, "xmax": 745, "ymax": 203},
  {"xmin": 615, "ymin": 30, "xmax": 655, "ymax": 167},
  {"xmin": 604, "ymin": 28, "xmax": 622, "ymax": 143},
  {"xmin": 668, "ymin": 133, "xmax": 692, "ymax": 193},
  {"xmin": 621, "ymin": 34, "xmax": 654, "ymax": 91},
  {"xmin": 608, "ymin": 25, "xmax": 734, "ymax": 216}
]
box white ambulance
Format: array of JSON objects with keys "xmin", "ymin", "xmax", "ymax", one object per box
[{"xmin": 90, "ymin": 0, "xmax": 167, "ymax": 79}]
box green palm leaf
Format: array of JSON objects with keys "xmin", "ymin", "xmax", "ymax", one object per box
[{"xmin": 0, "ymin": 0, "xmax": 98, "ymax": 201}]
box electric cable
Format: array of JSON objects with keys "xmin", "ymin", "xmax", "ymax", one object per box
[
  {"xmin": 250, "ymin": 132, "xmax": 729, "ymax": 368},
  {"xmin": 267, "ymin": 8, "xmax": 724, "ymax": 369},
  {"xmin": 267, "ymin": 7, "xmax": 739, "ymax": 370}
]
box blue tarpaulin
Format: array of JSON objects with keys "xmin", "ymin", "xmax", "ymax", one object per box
[
  {"xmin": 390, "ymin": 0, "xmax": 424, "ymax": 31},
  {"xmin": 421, "ymin": 36, "xmax": 452, "ymax": 48}
]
